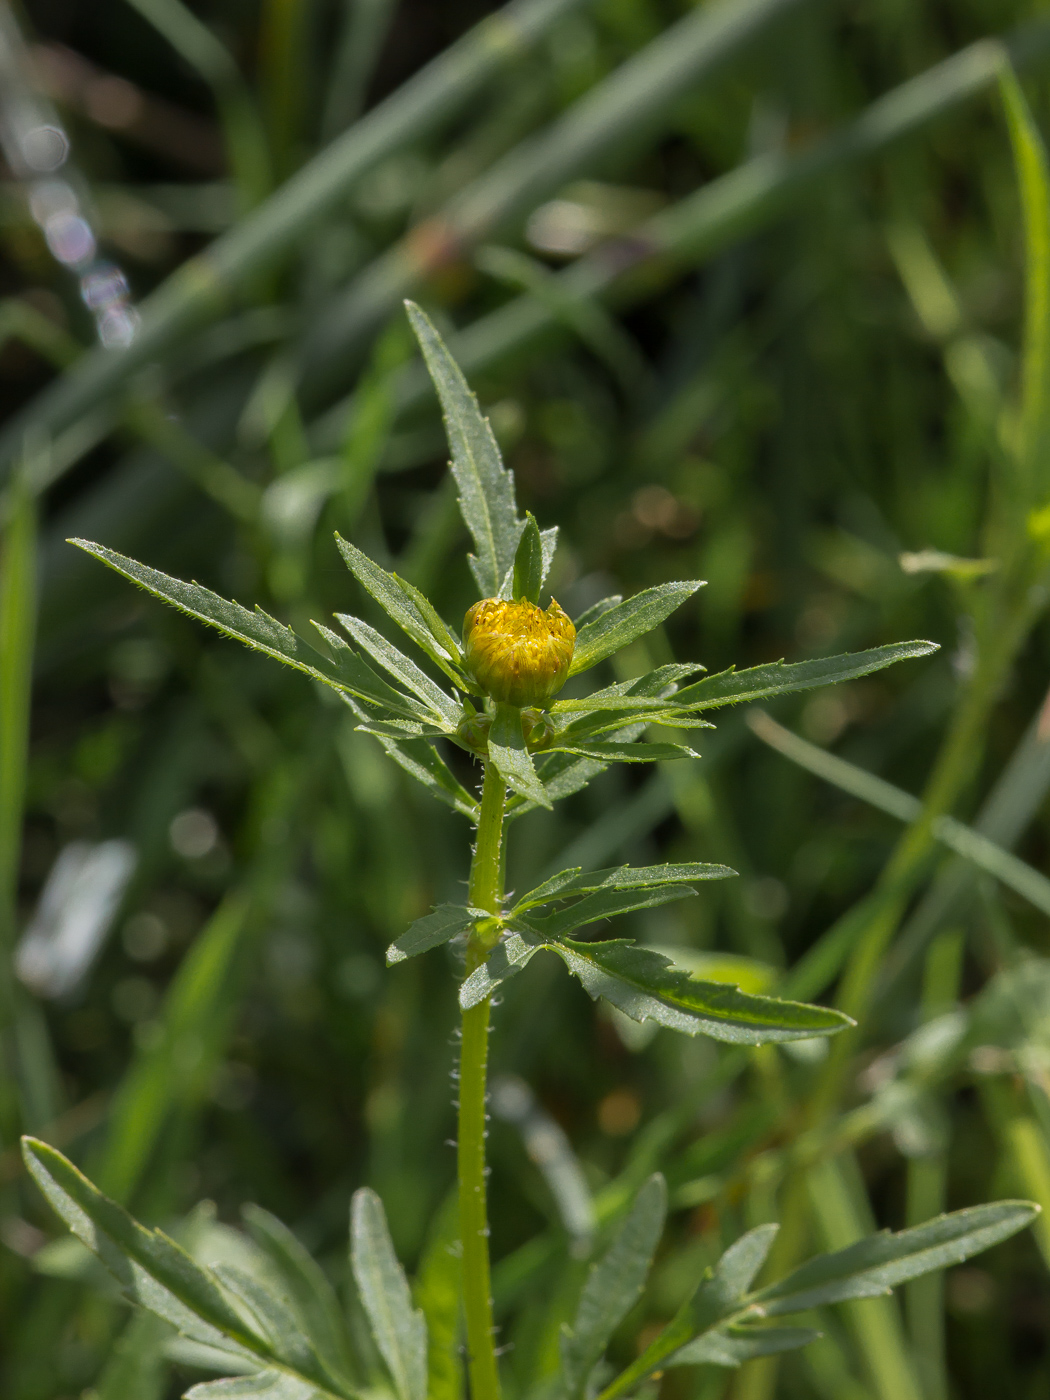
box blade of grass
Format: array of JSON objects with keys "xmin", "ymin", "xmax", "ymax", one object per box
[
  {"xmin": 322, "ymin": 0, "xmax": 400, "ymax": 140},
  {"xmin": 0, "ymin": 0, "xmax": 588, "ymax": 478}
]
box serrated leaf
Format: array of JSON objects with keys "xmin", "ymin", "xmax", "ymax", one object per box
[
  {"xmin": 406, "ymin": 301, "xmax": 522, "ymax": 598},
  {"xmin": 560, "ymin": 1175, "xmax": 667, "ymax": 1399},
  {"xmin": 20, "ymin": 1138, "xmax": 263, "ymax": 1361},
  {"xmin": 548, "ymin": 942, "xmax": 854, "ymax": 1044},
  {"xmin": 387, "ymin": 904, "xmax": 484, "ymax": 965},
  {"xmin": 510, "ymin": 511, "xmax": 544, "ymax": 603},
  {"xmin": 569, "ymin": 581, "xmax": 705, "ymax": 676},
  {"xmin": 350, "ymin": 1188, "xmax": 427, "ymax": 1400},
  {"xmin": 523, "ymin": 885, "xmax": 699, "ymax": 939},
  {"xmin": 211, "ymin": 1264, "xmax": 320, "ymax": 1378},
  {"xmin": 551, "ymin": 740, "xmax": 693, "ymax": 763},
  {"xmin": 489, "ymin": 703, "xmax": 552, "ymax": 808},
  {"xmin": 334, "ymin": 535, "xmax": 466, "ymax": 684},
  {"xmin": 754, "ymin": 1201, "xmax": 1039, "ymax": 1315},
  {"xmin": 458, "ymin": 930, "xmax": 545, "ymax": 1009},
  {"xmin": 336, "ymin": 614, "xmax": 461, "ymax": 727},
  {"xmin": 186, "ymin": 1376, "xmax": 321, "ymax": 1400},
  {"xmin": 310, "ymin": 622, "xmax": 436, "ymax": 721},
  {"xmin": 368, "ymin": 732, "xmax": 478, "ymax": 819},
  {"xmin": 513, "ymin": 863, "xmax": 734, "ymax": 914},
  {"xmin": 668, "ymin": 1325, "xmax": 819, "ymax": 1369},
  {"xmin": 241, "ymin": 1206, "xmax": 354, "ymax": 1393},
  {"xmin": 674, "ymin": 640, "xmax": 939, "ymax": 711}
]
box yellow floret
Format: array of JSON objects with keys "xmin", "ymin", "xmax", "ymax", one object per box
[{"xmin": 463, "ymin": 597, "xmax": 576, "ymax": 708}]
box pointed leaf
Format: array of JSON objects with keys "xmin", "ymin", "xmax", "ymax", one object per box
[
  {"xmin": 674, "ymin": 641, "xmax": 939, "ymax": 711},
  {"xmin": 669, "ymin": 1325, "xmax": 818, "ymax": 1369},
  {"xmin": 489, "ymin": 703, "xmax": 552, "ymax": 808},
  {"xmin": 406, "ymin": 302, "xmax": 521, "ymax": 598},
  {"xmin": 569, "ymin": 582, "xmax": 705, "ymax": 676},
  {"xmin": 211, "ymin": 1264, "xmax": 320, "ymax": 1378},
  {"xmin": 713, "ymin": 1224, "xmax": 779, "ymax": 1300},
  {"xmin": 551, "ymin": 740, "xmax": 694, "ymax": 763},
  {"xmin": 241, "ymin": 1205, "xmax": 354, "ymax": 1391},
  {"xmin": 365, "ymin": 729, "xmax": 478, "ymax": 820},
  {"xmin": 511, "ymin": 511, "xmax": 544, "ymax": 604},
  {"xmin": 387, "ymin": 904, "xmax": 483, "ymax": 965},
  {"xmin": 334, "ymin": 535, "xmax": 466, "ymax": 684},
  {"xmin": 514, "ymin": 863, "xmax": 735, "ymax": 914},
  {"xmin": 459, "ymin": 930, "xmax": 545, "ymax": 1009},
  {"xmin": 548, "ymin": 941, "xmax": 854, "ymax": 1045},
  {"xmin": 573, "ymin": 596, "xmax": 622, "ymax": 628},
  {"xmin": 336, "ymin": 614, "xmax": 461, "ymax": 727},
  {"xmin": 186, "ymin": 1376, "xmax": 321, "ymax": 1400},
  {"xmin": 523, "ymin": 885, "xmax": 699, "ymax": 939},
  {"xmin": 561, "ymin": 1175, "xmax": 667, "ymax": 1398},
  {"xmin": 351, "ymin": 1188, "xmax": 427, "ymax": 1400},
  {"xmin": 309, "ymin": 621, "xmax": 436, "ymax": 720},
  {"xmin": 754, "ymin": 1201, "xmax": 1039, "ymax": 1315},
  {"xmin": 21, "ymin": 1138, "xmax": 264, "ymax": 1361}
]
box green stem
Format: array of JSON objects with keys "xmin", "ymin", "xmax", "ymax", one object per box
[{"xmin": 459, "ymin": 762, "xmax": 506, "ymax": 1400}]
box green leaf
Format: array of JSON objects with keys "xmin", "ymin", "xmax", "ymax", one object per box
[
  {"xmin": 523, "ymin": 885, "xmax": 700, "ymax": 939},
  {"xmin": 511, "ymin": 511, "xmax": 544, "ymax": 604},
  {"xmin": 20, "ymin": 1137, "xmax": 264, "ymax": 1361},
  {"xmin": 560, "ymin": 1175, "xmax": 667, "ymax": 1399},
  {"xmin": 674, "ymin": 641, "xmax": 939, "ymax": 711},
  {"xmin": 710, "ymin": 1224, "xmax": 779, "ymax": 1301},
  {"xmin": 488, "ymin": 703, "xmax": 552, "ymax": 808},
  {"xmin": 335, "ymin": 614, "xmax": 461, "ymax": 727},
  {"xmin": 547, "ymin": 941, "xmax": 854, "ymax": 1044},
  {"xmin": 573, "ymin": 596, "xmax": 622, "ymax": 628},
  {"xmin": 405, "ymin": 301, "xmax": 522, "ymax": 599},
  {"xmin": 186, "ymin": 1377, "xmax": 321, "ymax": 1400},
  {"xmin": 357, "ymin": 726, "xmax": 478, "ymax": 820},
  {"xmin": 569, "ymin": 581, "xmax": 705, "ymax": 676},
  {"xmin": 550, "ymin": 739, "xmax": 694, "ymax": 763},
  {"xmin": 458, "ymin": 930, "xmax": 546, "ymax": 1009},
  {"xmin": 753, "ymin": 1201, "xmax": 1039, "ymax": 1315},
  {"xmin": 211, "ymin": 1264, "xmax": 320, "ymax": 1378},
  {"xmin": 386, "ymin": 904, "xmax": 484, "ymax": 964},
  {"xmin": 350, "ymin": 1187, "xmax": 427, "ymax": 1400},
  {"xmin": 669, "ymin": 1325, "xmax": 819, "ymax": 1369},
  {"xmin": 413, "ymin": 1193, "xmax": 463, "ymax": 1400},
  {"xmin": 241, "ymin": 1205, "xmax": 354, "ymax": 1393},
  {"xmin": 334, "ymin": 535, "xmax": 466, "ymax": 685},
  {"xmin": 309, "ymin": 621, "xmax": 437, "ymax": 721}
]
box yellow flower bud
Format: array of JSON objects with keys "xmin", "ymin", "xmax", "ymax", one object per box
[{"xmin": 463, "ymin": 597, "xmax": 576, "ymax": 708}]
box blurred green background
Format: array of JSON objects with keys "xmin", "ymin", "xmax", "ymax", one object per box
[{"xmin": 3, "ymin": 0, "xmax": 1050, "ymax": 1396}]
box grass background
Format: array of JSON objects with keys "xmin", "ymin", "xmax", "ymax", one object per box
[{"xmin": 2, "ymin": 0, "xmax": 1050, "ymax": 1396}]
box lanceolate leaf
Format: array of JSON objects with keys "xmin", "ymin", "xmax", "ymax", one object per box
[
  {"xmin": 549, "ymin": 941, "xmax": 853, "ymax": 1044},
  {"xmin": 489, "ymin": 702, "xmax": 552, "ymax": 808},
  {"xmin": 674, "ymin": 640, "xmax": 939, "ymax": 711},
  {"xmin": 340, "ymin": 696, "xmax": 478, "ymax": 820},
  {"xmin": 551, "ymin": 740, "xmax": 693, "ymax": 763},
  {"xmin": 241, "ymin": 1205, "xmax": 354, "ymax": 1391},
  {"xmin": 387, "ymin": 904, "xmax": 485, "ymax": 964},
  {"xmin": 573, "ymin": 595, "xmax": 622, "ymax": 628},
  {"xmin": 210, "ymin": 1264, "xmax": 320, "ymax": 1377},
  {"xmin": 458, "ymin": 929, "xmax": 545, "ymax": 1008},
  {"xmin": 522, "ymin": 885, "xmax": 700, "ymax": 939},
  {"xmin": 186, "ymin": 1375, "xmax": 322, "ymax": 1399},
  {"xmin": 21, "ymin": 1138, "xmax": 264, "ymax": 1361},
  {"xmin": 560, "ymin": 1175, "xmax": 667, "ymax": 1399},
  {"xmin": 669, "ymin": 1325, "xmax": 819, "ymax": 1369},
  {"xmin": 334, "ymin": 535, "xmax": 467, "ymax": 684},
  {"xmin": 406, "ymin": 301, "xmax": 522, "ymax": 598},
  {"xmin": 350, "ymin": 1188, "xmax": 427, "ymax": 1400},
  {"xmin": 509, "ymin": 510, "xmax": 544, "ymax": 603},
  {"xmin": 753, "ymin": 1201, "xmax": 1039, "ymax": 1315},
  {"xmin": 569, "ymin": 581, "xmax": 705, "ymax": 676},
  {"xmin": 335, "ymin": 614, "xmax": 461, "ymax": 727}
]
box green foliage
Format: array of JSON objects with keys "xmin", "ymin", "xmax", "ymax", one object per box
[{"xmin": 350, "ymin": 1188, "xmax": 428, "ymax": 1400}]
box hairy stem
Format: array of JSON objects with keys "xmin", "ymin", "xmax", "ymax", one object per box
[{"xmin": 459, "ymin": 761, "xmax": 506, "ymax": 1400}]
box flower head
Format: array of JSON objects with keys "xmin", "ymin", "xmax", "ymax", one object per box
[{"xmin": 463, "ymin": 597, "xmax": 575, "ymax": 708}]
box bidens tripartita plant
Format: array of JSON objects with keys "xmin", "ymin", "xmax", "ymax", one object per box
[{"xmin": 21, "ymin": 303, "xmax": 1037, "ymax": 1400}]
